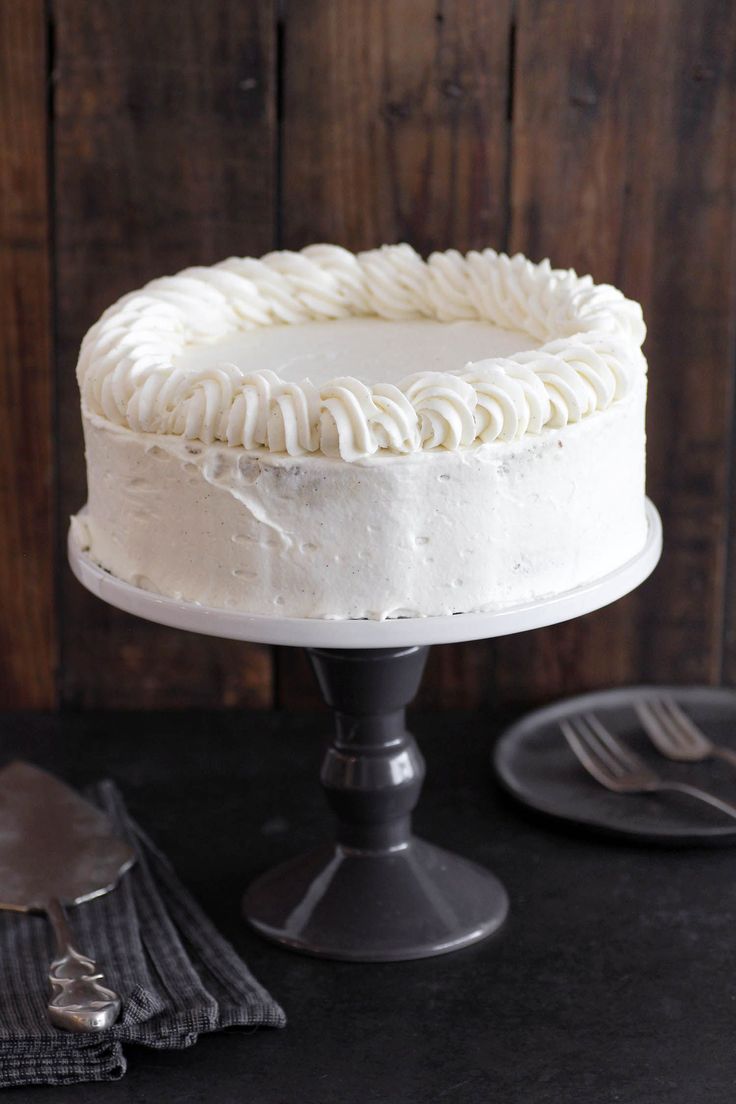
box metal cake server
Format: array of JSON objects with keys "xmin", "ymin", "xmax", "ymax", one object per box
[{"xmin": 0, "ymin": 761, "xmax": 135, "ymax": 1032}]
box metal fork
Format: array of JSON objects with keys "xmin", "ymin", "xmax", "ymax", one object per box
[
  {"xmin": 561, "ymin": 712, "xmax": 736, "ymax": 821},
  {"xmin": 635, "ymin": 696, "xmax": 736, "ymax": 768}
]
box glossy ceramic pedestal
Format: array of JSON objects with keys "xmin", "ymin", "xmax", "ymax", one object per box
[
  {"xmin": 69, "ymin": 499, "xmax": 661, "ymax": 961},
  {"xmin": 243, "ymin": 645, "xmax": 508, "ymax": 960}
]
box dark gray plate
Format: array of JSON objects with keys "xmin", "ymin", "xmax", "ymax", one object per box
[{"xmin": 494, "ymin": 685, "xmax": 736, "ymax": 845}]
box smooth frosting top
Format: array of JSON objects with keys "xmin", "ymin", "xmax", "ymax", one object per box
[
  {"xmin": 77, "ymin": 244, "xmax": 647, "ymax": 461},
  {"xmin": 174, "ymin": 317, "xmax": 537, "ymax": 385}
]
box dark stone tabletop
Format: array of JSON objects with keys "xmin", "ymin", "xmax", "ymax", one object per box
[{"xmin": 1, "ymin": 708, "xmax": 734, "ymax": 1103}]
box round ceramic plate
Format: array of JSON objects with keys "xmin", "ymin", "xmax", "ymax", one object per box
[{"xmin": 494, "ymin": 686, "xmax": 736, "ymax": 845}]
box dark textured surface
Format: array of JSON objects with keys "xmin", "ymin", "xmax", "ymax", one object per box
[
  {"xmin": 0, "ymin": 0, "xmax": 56, "ymax": 709},
  {"xmin": 2, "ymin": 708, "xmax": 736, "ymax": 1102}
]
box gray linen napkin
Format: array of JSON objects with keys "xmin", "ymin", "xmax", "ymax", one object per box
[{"xmin": 0, "ymin": 780, "xmax": 285, "ymax": 1086}]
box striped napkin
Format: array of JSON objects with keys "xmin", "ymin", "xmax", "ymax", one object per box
[{"xmin": 0, "ymin": 781, "xmax": 285, "ymax": 1086}]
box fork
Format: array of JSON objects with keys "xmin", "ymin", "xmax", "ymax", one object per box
[
  {"xmin": 561, "ymin": 712, "xmax": 736, "ymax": 821},
  {"xmin": 635, "ymin": 696, "xmax": 736, "ymax": 768}
]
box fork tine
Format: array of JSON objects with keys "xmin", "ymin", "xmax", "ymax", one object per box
[
  {"xmin": 561, "ymin": 720, "xmax": 619, "ymax": 787},
  {"xmin": 641, "ymin": 698, "xmax": 692, "ymax": 751},
  {"xmin": 570, "ymin": 716, "xmax": 627, "ymax": 778},
  {"xmin": 582, "ymin": 713, "xmax": 644, "ymax": 773},
  {"xmin": 635, "ymin": 700, "xmax": 687, "ymax": 751},
  {"xmin": 659, "ymin": 696, "xmax": 706, "ymax": 748}
]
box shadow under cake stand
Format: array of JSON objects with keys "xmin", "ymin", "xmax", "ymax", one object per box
[{"xmin": 68, "ymin": 499, "xmax": 661, "ymax": 961}]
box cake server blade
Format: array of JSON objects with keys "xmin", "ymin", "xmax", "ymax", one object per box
[{"xmin": 0, "ymin": 761, "xmax": 135, "ymax": 1032}]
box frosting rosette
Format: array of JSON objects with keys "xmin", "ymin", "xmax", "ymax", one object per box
[{"xmin": 77, "ymin": 244, "xmax": 647, "ymax": 462}]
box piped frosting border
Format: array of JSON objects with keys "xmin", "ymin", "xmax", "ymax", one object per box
[{"xmin": 77, "ymin": 244, "xmax": 647, "ymax": 461}]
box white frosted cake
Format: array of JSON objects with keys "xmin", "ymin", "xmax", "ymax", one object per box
[{"xmin": 73, "ymin": 244, "xmax": 648, "ymax": 620}]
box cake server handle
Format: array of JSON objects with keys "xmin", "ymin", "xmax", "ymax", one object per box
[{"xmin": 46, "ymin": 897, "xmax": 122, "ymax": 1032}]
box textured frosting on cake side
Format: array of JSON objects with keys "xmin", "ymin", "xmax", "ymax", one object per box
[
  {"xmin": 74, "ymin": 244, "xmax": 649, "ymax": 620},
  {"xmin": 76, "ymin": 383, "xmax": 646, "ymax": 620}
]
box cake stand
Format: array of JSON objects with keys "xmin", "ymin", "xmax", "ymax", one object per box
[{"xmin": 68, "ymin": 499, "xmax": 661, "ymax": 961}]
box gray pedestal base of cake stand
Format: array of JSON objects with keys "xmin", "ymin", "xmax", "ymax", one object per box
[
  {"xmin": 243, "ymin": 646, "xmax": 508, "ymax": 960},
  {"xmin": 68, "ymin": 498, "xmax": 662, "ymax": 961}
]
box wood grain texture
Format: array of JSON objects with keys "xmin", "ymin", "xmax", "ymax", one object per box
[
  {"xmin": 280, "ymin": 0, "xmax": 511, "ymax": 253},
  {"xmin": 52, "ymin": 0, "xmax": 277, "ymax": 707},
  {"xmin": 1, "ymin": 0, "xmax": 734, "ymax": 711},
  {"xmin": 277, "ymin": 0, "xmax": 513, "ymax": 708},
  {"xmin": 0, "ymin": 0, "xmax": 57, "ymax": 707},
  {"xmin": 492, "ymin": 0, "xmax": 736, "ymax": 710}
]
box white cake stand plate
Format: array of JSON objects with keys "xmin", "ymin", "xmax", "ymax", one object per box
[
  {"xmin": 68, "ymin": 499, "xmax": 661, "ymax": 961},
  {"xmin": 69, "ymin": 500, "xmax": 661, "ymax": 648}
]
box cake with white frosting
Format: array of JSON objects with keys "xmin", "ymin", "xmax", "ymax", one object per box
[{"xmin": 73, "ymin": 244, "xmax": 648, "ymax": 620}]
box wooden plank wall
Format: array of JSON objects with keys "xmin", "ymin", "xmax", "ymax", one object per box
[
  {"xmin": 0, "ymin": 0, "xmax": 56, "ymax": 709},
  {"xmin": 53, "ymin": 0, "xmax": 276, "ymax": 708},
  {"xmin": 0, "ymin": 0, "xmax": 734, "ymax": 711}
]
